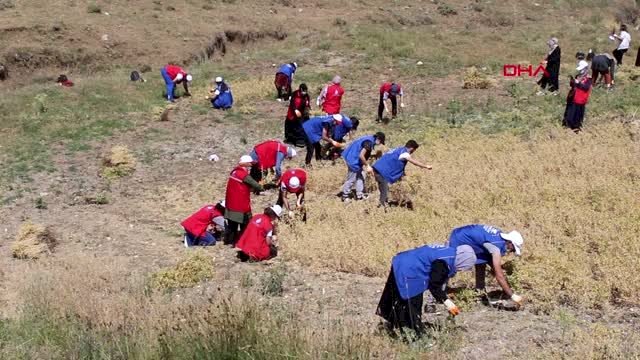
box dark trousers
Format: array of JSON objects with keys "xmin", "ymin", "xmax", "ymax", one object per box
[
  {"xmin": 563, "ymin": 103, "xmax": 586, "ymax": 131},
  {"xmin": 613, "ymin": 48, "xmax": 628, "ymax": 65},
  {"xmin": 224, "ymin": 219, "xmax": 248, "ymax": 245},
  {"xmin": 376, "ymin": 268, "xmax": 425, "ymax": 335},
  {"xmin": 250, "ymin": 166, "xmax": 265, "ymax": 184},
  {"xmin": 284, "ymin": 119, "xmax": 306, "ymax": 146},
  {"xmin": 275, "ymin": 73, "xmax": 291, "ymax": 100},
  {"xmin": 238, "ymin": 245, "xmax": 278, "ymax": 262},
  {"xmin": 592, "ymin": 70, "xmax": 612, "ymax": 86},
  {"xmin": 378, "ymin": 94, "xmax": 397, "ymax": 120},
  {"xmin": 305, "ymin": 138, "xmax": 322, "ymax": 165},
  {"xmin": 539, "ymin": 72, "xmax": 559, "ymax": 92},
  {"xmin": 374, "ymin": 170, "xmax": 389, "ymax": 206}
]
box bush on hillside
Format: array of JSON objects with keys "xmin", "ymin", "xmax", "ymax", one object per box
[
  {"xmin": 101, "ymin": 145, "xmax": 137, "ymax": 179},
  {"xmin": 463, "ymin": 67, "xmax": 494, "ymax": 89}
]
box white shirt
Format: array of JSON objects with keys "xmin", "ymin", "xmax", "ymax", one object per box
[
  {"xmin": 617, "ymin": 31, "xmax": 631, "ymax": 50},
  {"xmin": 398, "ymin": 152, "xmax": 411, "ymax": 161}
]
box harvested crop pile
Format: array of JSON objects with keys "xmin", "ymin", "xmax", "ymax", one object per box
[
  {"xmin": 463, "ymin": 67, "xmax": 493, "ymax": 89},
  {"xmin": 616, "ymin": 67, "xmax": 640, "ymax": 83},
  {"xmin": 151, "ymin": 252, "xmax": 214, "ymax": 289},
  {"xmin": 11, "ymin": 222, "xmax": 57, "ymax": 259},
  {"xmin": 102, "ymin": 145, "xmax": 136, "ymax": 178}
]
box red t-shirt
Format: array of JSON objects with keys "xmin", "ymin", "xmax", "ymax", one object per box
[
  {"xmin": 165, "ymin": 65, "xmax": 186, "ymax": 80},
  {"xmin": 380, "ymin": 82, "xmax": 402, "ymax": 96}
]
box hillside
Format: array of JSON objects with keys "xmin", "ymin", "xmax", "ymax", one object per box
[{"xmin": 1, "ymin": 0, "xmax": 640, "ymax": 358}]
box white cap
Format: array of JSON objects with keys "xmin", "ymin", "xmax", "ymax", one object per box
[
  {"xmin": 287, "ymin": 147, "xmax": 297, "ymax": 158},
  {"xmin": 215, "ymin": 76, "xmax": 223, "ymax": 83},
  {"xmin": 270, "ymin": 204, "xmax": 283, "ymax": 218},
  {"xmin": 332, "ymin": 75, "xmax": 341, "ymax": 84},
  {"xmin": 219, "ymin": 200, "xmax": 225, "ymax": 207},
  {"xmin": 332, "ymin": 114, "xmax": 343, "ymax": 123},
  {"xmin": 500, "ymin": 231, "xmax": 524, "ymax": 256},
  {"xmin": 239, "ymin": 155, "xmax": 254, "ymax": 164},
  {"xmin": 186, "ymin": 74, "xmax": 193, "ymax": 82},
  {"xmin": 292, "ymin": 62, "xmax": 298, "ymax": 68},
  {"xmin": 175, "ymin": 73, "xmax": 184, "ymax": 81},
  {"xmin": 288, "ymin": 176, "xmax": 300, "ymax": 189},
  {"xmin": 576, "ymin": 60, "xmax": 589, "ymax": 71}
]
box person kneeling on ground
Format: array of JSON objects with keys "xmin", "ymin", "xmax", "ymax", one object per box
[
  {"xmin": 371, "ymin": 140, "xmax": 432, "ymax": 208},
  {"xmin": 210, "ymin": 76, "xmax": 233, "ymax": 110},
  {"xmin": 341, "ymin": 132, "xmax": 386, "ymax": 202},
  {"xmin": 181, "ymin": 201, "xmax": 226, "ymax": 247},
  {"xmin": 376, "ymin": 244, "xmax": 476, "ymax": 337},
  {"xmin": 277, "ymin": 168, "xmax": 307, "ymax": 217},
  {"xmin": 446, "ymin": 224, "xmax": 524, "ymax": 307},
  {"xmin": 236, "ymin": 204, "xmax": 283, "ymax": 262}
]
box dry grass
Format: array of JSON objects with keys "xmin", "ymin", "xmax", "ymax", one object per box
[
  {"xmin": 150, "ymin": 252, "xmax": 215, "ymax": 290},
  {"xmin": 11, "ymin": 221, "xmax": 57, "ymax": 259},
  {"xmin": 462, "ymin": 67, "xmax": 494, "ymax": 89},
  {"xmin": 281, "ymin": 121, "xmax": 640, "ymax": 310},
  {"xmin": 231, "ymin": 76, "xmax": 274, "ymax": 104},
  {"xmin": 102, "ymin": 145, "xmax": 137, "ymax": 179}
]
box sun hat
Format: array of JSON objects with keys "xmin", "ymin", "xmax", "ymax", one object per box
[{"xmin": 500, "ymin": 230, "xmax": 524, "ymax": 256}]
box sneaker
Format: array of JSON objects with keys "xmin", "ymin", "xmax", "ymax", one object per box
[
  {"xmin": 342, "ymin": 197, "xmax": 352, "ymax": 203},
  {"xmin": 356, "ymin": 194, "xmax": 369, "ymax": 201},
  {"xmin": 550, "ymin": 91, "xmax": 559, "ymax": 96},
  {"xmin": 183, "ymin": 235, "xmax": 190, "ymax": 248},
  {"xmin": 277, "ymin": 98, "xmax": 283, "ymax": 102},
  {"xmin": 536, "ymin": 90, "xmax": 546, "ymax": 96}
]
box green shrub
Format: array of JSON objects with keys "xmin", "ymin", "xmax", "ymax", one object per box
[
  {"xmin": 151, "ymin": 252, "xmax": 214, "ymax": 290},
  {"xmin": 87, "ymin": 3, "xmax": 101, "ymax": 13},
  {"xmin": 261, "ymin": 265, "xmax": 287, "ymax": 296}
]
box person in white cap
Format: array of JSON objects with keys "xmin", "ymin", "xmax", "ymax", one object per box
[
  {"xmin": 277, "ymin": 168, "xmax": 307, "ymax": 217},
  {"xmin": 161, "ymin": 64, "xmax": 192, "ymax": 102},
  {"xmin": 563, "ymin": 53, "xmax": 592, "ymax": 133},
  {"xmin": 316, "ymin": 75, "xmax": 344, "ymax": 115},
  {"xmin": 446, "ymin": 224, "xmax": 525, "ymax": 308},
  {"xmin": 302, "ymin": 114, "xmax": 344, "ymax": 166},
  {"xmin": 224, "ymin": 155, "xmax": 264, "ymax": 246},
  {"xmin": 236, "ymin": 204, "xmax": 283, "ymax": 262},
  {"xmin": 180, "ymin": 200, "xmax": 226, "ymax": 247},
  {"xmin": 376, "ymin": 244, "xmax": 476, "ymax": 337},
  {"xmin": 275, "ymin": 62, "xmax": 298, "ymax": 101},
  {"xmin": 209, "ymin": 76, "xmax": 233, "ymax": 110},
  {"xmin": 249, "ymin": 140, "xmax": 297, "ymax": 184}
]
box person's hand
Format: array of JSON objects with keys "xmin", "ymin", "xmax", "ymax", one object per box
[
  {"xmin": 400, "ymin": 102, "xmax": 405, "ymax": 108},
  {"xmin": 294, "ymin": 109, "xmax": 302, "ymax": 118},
  {"xmin": 425, "ymin": 165, "xmax": 433, "ymax": 170},
  {"xmin": 331, "ymin": 140, "xmax": 339, "ymax": 147},
  {"xmin": 511, "ymin": 294, "xmax": 523, "ymax": 307},
  {"xmin": 288, "ymin": 210, "xmax": 294, "ymax": 218},
  {"xmin": 444, "ymin": 299, "xmax": 460, "ymax": 317},
  {"xmin": 366, "ymin": 165, "xmax": 373, "ymax": 173}
]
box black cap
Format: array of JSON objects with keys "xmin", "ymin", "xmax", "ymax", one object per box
[{"xmin": 375, "ymin": 131, "xmax": 386, "ymax": 145}]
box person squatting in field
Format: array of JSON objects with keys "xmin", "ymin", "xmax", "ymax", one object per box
[
  {"xmin": 161, "ymin": 64, "xmax": 192, "ymax": 102},
  {"xmin": 371, "ymin": 140, "xmax": 432, "ymax": 208},
  {"xmin": 340, "ymin": 132, "xmax": 386, "ymax": 202},
  {"xmin": 446, "ymin": 224, "xmax": 525, "ymax": 307},
  {"xmin": 537, "ymin": 37, "xmax": 561, "ymax": 95},
  {"xmin": 275, "ymin": 62, "xmax": 298, "ymax": 101},
  {"xmin": 284, "ymin": 83, "xmax": 311, "ymax": 147},
  {"xmin": 249, "ymin": 140, "xmax": 297, "ymax": 185},
  {"xmin": 317, "ymin": 75, "xmax": 344, "ymax": 115},
  {"xmin": 277, "ymin": 168, "xmax": 307, "ymax": 217},
  {"xmin": 377, "ymin": 82, "xmax": 405, "ymax": 121},
  {"xmin": 563, "ymin": 54, "xmax": 593, "ymax": 133},
  {"xmin": 587, "ymin": 50, "xmax": 616, "ymax": 89},
  {"xmin": 224, "ymin": 155, "xmax": 264, "ymax": 246},
  {"xmin": 209, "ymin": 76, "xmax": 233, "ymax": 110},
  {"xmin": 236, "ymin": 204, "xmax": 283, "ymax": 262},
  {"xmin": 376, "ymin": 244, "xmax": 476, "ymax": 336},
  {"xmin": 181, "ymin": 201, "xmax": 226, "ymax": 247},
  {"xmin": 302, "ymin": 114, "xmax": 344, "ymax": 166}
]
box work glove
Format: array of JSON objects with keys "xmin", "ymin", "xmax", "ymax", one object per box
[
  {"xmin": 294, "ymin": 109, "xmax": 302, "ymax": 118},
  {"xmin": 288, "ymin": 210, "xmax": 294, "ymax": 218},
  {"xmin": 444, "ymin": 299, "xmax": 460, "ymax": 317},
  {"xmin": 511, "ymin": 294, "xmax": 523, "ymax": 307}
]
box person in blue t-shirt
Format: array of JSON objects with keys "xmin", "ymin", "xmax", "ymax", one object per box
[
  {"xmin": 446, "ymin": 224, "xmax": 525, "ymax": 307},
  {"xmin": 302, "ymin": 114, "xmax": 343, "ymax": 166},
  {"xmin": 376, "ymin": 244, "xmax": 476, "ymax": 336},
  {"xmin": 340, "ymin": 132, "xmax": 385, "ymax": 202},
  {"xmin": 371, "ymin": 140, "xmax": 432, "ymax": 208},
  {"xmin": 322, "ymin": 115, "xmax": 359, "ymax": 161}
]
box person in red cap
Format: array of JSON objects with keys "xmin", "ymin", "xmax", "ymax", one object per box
[
  {"xmin": 317, "ymin": 75, "xmax": 344, "ymax": 115},
  {"xmin": 180, "ymin": 201, "xmax": 226, "ymax": 247},
  {"xmin": 249, "ymin": 140, "xmax": 297, "ymax": 184},
  {"xmin": 377, "ymin": 81, "xmax": 404, "ymax": 122},
  {"xmin": 224, "ymin": 155, "xmax": 264, "ymax": 246},
  {"xmin": 236, "ymin": 204, "xmax": 283, "ymax": 262},
  {"xmin": 161, "ymin": 64, "xmax": 192, "ymax": 102},
  {"xmin": 277, "ymin": 168, "xmax": 307, "ymax": 217}
]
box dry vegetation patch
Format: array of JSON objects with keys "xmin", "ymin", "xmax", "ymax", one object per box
[
  {"xmin": 462, "ymin": 66, "xmax": 494, "ymax": 89},
  {"xmin": 11, "ymin": 222, "xmax": 57, "ymax": 259},
  {"xmin": 151, "ymin": 252, "xmax": 214, "ymax": 290},
  {"xmin": 101, "ymin": 145, "xmax": 137, "ymax": 179}
]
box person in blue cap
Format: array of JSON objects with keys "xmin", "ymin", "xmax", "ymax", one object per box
[
  {"xmin": 371, "ymin": 140, "xmax": 432, "ymax": 208},
  {"xmin": 376, "ymin": 244, "xmax": 476, "ymax": 336},
  {"xmin": 302, "ymin": 114, "xmax": 343, "ymax": 166},
  {"xmin": 446, "ymin": 224, "xmax": 525, "ymax": 307},
  {"xmin": 209, "ymin": 76, "xmax": 233, "ymax": 110},
  {"xmin": 340, "ymin": 132, "xmax": 385, "ymax": 202},
  {"xmin": 274, "ymin": 62, "xmax": 298, "ymax": 101}
]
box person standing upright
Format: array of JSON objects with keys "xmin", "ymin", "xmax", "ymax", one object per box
[
  {"xmin": 563, "ymin": 58, "xmax": 592, "ymax": 133},
  {"xmin": 317, "ymin": 76, "xmax": 344, "ymax": 115},
  {"xmin": 284, "ymin": 83, "xmax": 311, "ymax": 147},
  {"xmin": 537, "ymin": 37, "xmax": 561, "ymax": 95},
  {"xmin": 611, "ymin": 24, "xmax": 631, "ymax": 65},
  {"xmin": 224, "ymin": 155, "xmax": 264, "ymax": 246},
  {"xmin": 377, "ymin": 82, "xmax": 405, "ymax": 121}
]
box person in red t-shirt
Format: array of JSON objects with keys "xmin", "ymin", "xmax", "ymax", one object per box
[
  {"xmin": 277, "ymin": 168, "xmax": 307, "ymax": 217},
  {"xmin": 161, "ymin": 64, "xmax": 192, "ymax": 102},
  {"xmin": 224, "ymin": 155, "xmax": 264, "ymax": 245},
  {"xmin": 285, "ymin": 83, "xmax": 311, "ymax": 147},
  {"xmin": 317, "ymin": 75, "xmax": 344, "ymax": 115},
  {"xmin": 377, "ymin": 82, "xmax": 404, "ymax": 122},
  {"xmin": 236, "ymin": 205, "xmax": 283, "ymax": 262},
  {"xmin": 180, "ymin": 201, "xmax": 226, "ymax": 247}
]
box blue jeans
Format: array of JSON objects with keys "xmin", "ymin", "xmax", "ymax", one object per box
[
  {"xmin": 184, "ymin": 231, "xmax": 217, "ymax": 246},
  {"xmin": 161, "ymin": 68, "xmax": 175, "ymax": 101}
]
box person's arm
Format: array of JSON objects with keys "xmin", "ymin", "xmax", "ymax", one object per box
[
  {"xmin": 296, "ymin": 191, "xmax": 304, "ymax": 208},
  {"xmin": 243, "ymin": 175, "xmax": 264, "ymax": 192},
  {"xmin": 275, "ymin": 152, "xmax": 285, "ymax": 178},
  {"xmin": 280, "ymin": 187, "xmax": 291, "ymax": 212},
  {"xmin": 183, "ymin": 81, "xmax": 191, "ymax": 96},
  {"xmin": 429, "ymin": 260, "xmax": 461, "ymax": 316},
  {"xmin": 322, "ymin": 126, "xmax": 338, "ymax": 146},
  {"xmin": 360, "ymin": 141, "xmax": 373, "ymax": 172},
  {"xmin": 490, "ymin": 252, "xmax": 513, "ymax": 297},
  {"xmin": 575, "ymin": 78, "xmax": 592, "ymax": 90},
  {"xmin": 316, "ymin": 86, "xmax": 327, "ymax": 106},
  {"xmin": 406, "ymin": 157, "xmax": 432, "ymax": 170},
  {"xmin": 399, "ymin": 94, "xmax": 405, "ymax": 107}
]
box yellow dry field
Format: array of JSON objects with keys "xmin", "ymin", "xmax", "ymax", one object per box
[{"xmin": 283, "ymin": 121, "xmax": 640, "ymax": 310}]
